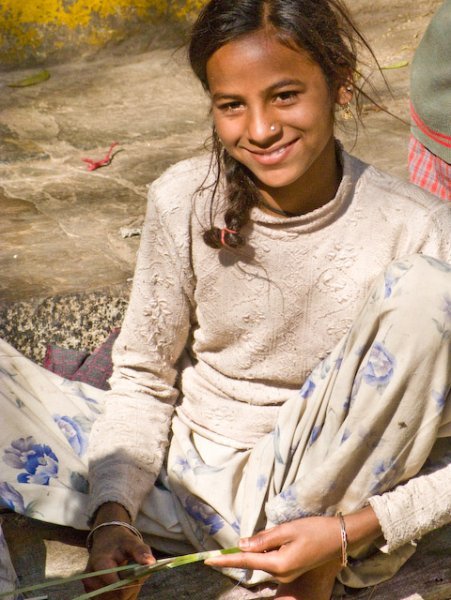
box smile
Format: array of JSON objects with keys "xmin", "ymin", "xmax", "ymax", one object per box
[{"xmin": 245, "ymin": 139, "xmax": 298, "ymax": 166}]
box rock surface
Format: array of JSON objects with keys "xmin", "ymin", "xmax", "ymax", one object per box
[{"xmin": 0, "ymin": 0, "xmax": 443, "ymax": 306}]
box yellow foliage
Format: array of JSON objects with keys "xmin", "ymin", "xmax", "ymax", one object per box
[
  {"xmin": 171, "ymin": 0, "xmax": 208, "ymax": 20},
  {"xmin": 0, "ymin": 0, "xmax": 209, "ymax": 64}
]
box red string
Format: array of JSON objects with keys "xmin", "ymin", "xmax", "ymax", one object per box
[
  {"xmin": 221, "ymin": 227, "xmax": 238, "ymax": 247},
  {"xmin": 82, "ymin": 142, "xmax": 119, "ymax": 171}
]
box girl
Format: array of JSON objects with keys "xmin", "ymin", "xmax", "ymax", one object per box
[{"xmin": 1, "ymin": 1, "xmax": 450, "ymax": 599}]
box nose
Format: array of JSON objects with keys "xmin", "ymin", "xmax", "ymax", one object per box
[{"xmin": 246, "ymin": 107, "xmax": 279, "ymax": 146}]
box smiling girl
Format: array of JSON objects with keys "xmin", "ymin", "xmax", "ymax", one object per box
[
  {"xmin": 1, "ymin": 1, "xmax": 450, "ymax": 600},
  {"xmin": 82, "ymin": 1, "xmax": 451, "ymax": 598}
]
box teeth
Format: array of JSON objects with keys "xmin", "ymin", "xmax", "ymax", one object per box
[{"xmin": 266, "ymin": 145, "xmax": 286, "ymax": 157}]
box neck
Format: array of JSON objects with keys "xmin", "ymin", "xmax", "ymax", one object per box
[
  {"xmin": 258, "ymin": 197, "xmax": 306, "ymax": 217},
  {"xmin": 258, "ymin": 137, "xmax": 342, "ymax": 217}
]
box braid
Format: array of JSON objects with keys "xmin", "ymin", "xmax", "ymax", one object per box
[{"xmin": 202, "ymin": 130, "xmax": 261, "ymax": 250}]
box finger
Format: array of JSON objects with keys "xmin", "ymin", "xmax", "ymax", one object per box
[
  {"xmin": 122, "ymin": 582, "xmax": 143, "ymax": 600},
  {"xmin": 206, "ymin": 549, "xmax": 283, "ymax": 574},
  {"xmin": 92, "ymin": 530, "xmax": 154, "ymax": 567},
  {"xmin": 207, "ymin": 549, "xmax": 301, "ymax": 583},
  {"xmin": 84, "ymin": 551, "xmax": 153, "ymax": 592},
  {"xmin": 83, "ymin": 557, "xmax": 121, "ymax": 589},
  {"xmin": 239, "ymin": 523, "xmax": 291, "ymax": 553},
  {"xmin": 83, "ymin": 568, "xmax": 143, "ymax": 600},
  {"xmin": 205, "ymin": 551, "xmax": 247, "ymax": 568},
  {"xmin": 127, "ymin": 541, "xmax": 155, "ymax": 566}
]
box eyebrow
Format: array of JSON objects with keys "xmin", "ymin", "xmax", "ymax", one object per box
[
  {"xmin": 211, "ymin": 78, "xmax": 305, "ymax": 102},
  {"xmin": 269, "ymin": 78, "xmax": 305, "ymax": 90}
]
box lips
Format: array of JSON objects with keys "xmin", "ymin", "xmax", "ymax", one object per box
[{"xmin": 244, "ymin": 138, "xmax": 298, "ymax": 166}]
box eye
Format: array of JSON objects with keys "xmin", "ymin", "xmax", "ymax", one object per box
[
  {"xmin": 274, "ymin": 90, "xmax": 299, "ymax": 104},
  {"xmin": 216, "ymin": 100, "xmax": 244, "ymax": 113}
]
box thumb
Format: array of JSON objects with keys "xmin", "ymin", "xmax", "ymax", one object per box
[
  {"xmin": 239, "ymin": 524, "xmax": 288, "ymax": 553},
  {"xmin": 129, "ymin": 541, "xmax": 156, "ymax": 566}
]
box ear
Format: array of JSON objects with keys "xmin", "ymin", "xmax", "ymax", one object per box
[{"xmin": 336, "ymin": 81, "xmax": 353, "ymax": 106}]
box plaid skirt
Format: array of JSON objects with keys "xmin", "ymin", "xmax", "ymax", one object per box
[
  {"xmin": 1, "ymin": 254, "xmax": 450, "ymax": 590},
  {"xmin": 408, "ymin": 135, "xmax": 451, "ymax": 201}
]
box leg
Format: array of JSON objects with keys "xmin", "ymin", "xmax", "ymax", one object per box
[
  {"xmin": 0, "ymin": 337, "xmax": 108, "ymax": 529},
  {"xmin": 275, "ymin": 560, "xmax": 342, "ymax": 600},
  {"xmin": 264, "ymin": 255, "xmax": 450, "ymax": 588}
]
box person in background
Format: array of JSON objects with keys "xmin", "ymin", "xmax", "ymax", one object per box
[{"xmin": 409, "ymin": 0, "xmax": 451, "ymax": 200}]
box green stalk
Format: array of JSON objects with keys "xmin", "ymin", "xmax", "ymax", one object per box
[
  {"xmin": 73, "ymin": 548, "xmax": 241, "ymax": 599},
  {"xmin": 0, "ymin": 564, "xmax": 135, "ymax": 599},
  {"xmin": 0, "ymin": 547, "xmax": 240, "ymax": 599},
  {"xmin": 71, "ymin": 575, "xmax": 142, "ymax": 600}
]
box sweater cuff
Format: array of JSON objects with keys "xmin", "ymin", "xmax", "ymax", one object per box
[
  {"xmin": 368, "ymin": 463, "xmax": 451, "ymax": 553},
  {"xmin": 88, "ymin": 462, "xmax": 157, "ymax": 524}
]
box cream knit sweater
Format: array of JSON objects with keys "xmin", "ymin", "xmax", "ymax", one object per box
[{"xmin": 89, "ymin": 148, "xmax": 451, "ymax": 551}]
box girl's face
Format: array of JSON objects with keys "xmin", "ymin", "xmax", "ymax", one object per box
[{"xmin": 207, "ymin": 30, "xmax": 350, "ymax": 208}]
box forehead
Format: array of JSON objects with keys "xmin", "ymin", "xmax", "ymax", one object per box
[{"xmin": 206, "ymin": 29, "xmax": 326, "ymax": 94}]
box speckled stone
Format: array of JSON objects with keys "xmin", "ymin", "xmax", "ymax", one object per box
[{"xmin": 0, "ymin": 284, "xmax": 130, "ymax": 363}]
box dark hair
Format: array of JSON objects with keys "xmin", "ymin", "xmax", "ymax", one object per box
[{"xmin": 189, "ymin": 0, "xmax": 375, "ymax": 249}]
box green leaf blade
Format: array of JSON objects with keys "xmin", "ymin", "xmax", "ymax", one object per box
[
  {"xmin": 8, "ymin": 70, "xmax": 51, "ymax": 88},
  {"xmin": 0, "ymin": 547, "xmax": 241, "ymax": 599}
]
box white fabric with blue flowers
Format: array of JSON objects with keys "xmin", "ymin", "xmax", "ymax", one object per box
[{"xmin": 1, "ymin": 255, "xmax": 450, "ymax": 588}]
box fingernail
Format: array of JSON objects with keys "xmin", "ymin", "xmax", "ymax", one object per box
[
  {"xmin": 142, "ymin": 553, "xmax": 155, "ymax": 562},
  {"xmin": 239, "ymin": 538, "xmax": 250, "ymax": 549}
]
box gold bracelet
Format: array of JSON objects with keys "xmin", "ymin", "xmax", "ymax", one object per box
[
  {"xmin": 86, "ymin": 520, "xmax": 144, "ymax": 550},
  {"xmin": 337, "ymin": 512, "xmax": 348, "ymax": 568}
]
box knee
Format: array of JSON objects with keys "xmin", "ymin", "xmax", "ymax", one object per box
[
  {"xmin": 378, "ymin": 254, "xmax": 451, "ymax": 348},
  {"xmin": 382, "ymin": 253, "xmax": 450, "ymax": 307}
]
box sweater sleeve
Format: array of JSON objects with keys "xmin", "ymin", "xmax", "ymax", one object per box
[
  {"xmin": 88, "ymin": 182, "xmax": 192, "ymax": 522},
  {"xmin": 368, "ymin": 461, "xmax": 451, "ymax": 552}
]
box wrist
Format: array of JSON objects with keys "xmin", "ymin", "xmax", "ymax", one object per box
[
  {"xmin": 86, "ymin": 520, "xmax": 144, "ymax": 551},
  {"xmin": 342, "ymin": 506, "xmax": 382, "ymax": 553},
  {"xmin": 92, "ymin": 502, "xmax": 132, "ymax": 527}
]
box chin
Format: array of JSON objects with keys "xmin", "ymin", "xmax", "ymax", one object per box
[{"xmin": 254, "ymin": 170, "xmax": 304, "ymax": 191}]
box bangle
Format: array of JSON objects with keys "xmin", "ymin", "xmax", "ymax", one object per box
[
  {"xmin": 337, "ymin": 512, "xmax": 348, "ymax": 568},
  {"xmin": 86, "ymin": 520, "xmax": 144, "ymax": 550}
]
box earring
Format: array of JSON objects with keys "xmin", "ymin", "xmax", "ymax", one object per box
[{"xmin": 339, "ymin": 103, "xmax": 353, "ymax": 121}]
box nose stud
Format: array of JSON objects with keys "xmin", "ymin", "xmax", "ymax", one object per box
[{"xmin": 270, "ymin": 124, "xmax": 277, "ymax": 132}]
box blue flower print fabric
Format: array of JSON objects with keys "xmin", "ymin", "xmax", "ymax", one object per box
[
  {"xmin": 4, "ymin": 437, "xmax": 59, "ymax": 485},
  {"xmin": 0, "ymin": 254, "xmax": 449, "ymax": 593}
]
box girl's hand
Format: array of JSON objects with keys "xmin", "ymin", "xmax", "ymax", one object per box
[
  {"xmin": 83, "ymin": 503, "xmax": 155, "ymax": 599},
  {"xmin": 205, "ymin": 508, "xmax": 381, "ymax": 584},
  {"xmin": 206, "ymin": 516, "xmax": 341, "ymax": 583}
]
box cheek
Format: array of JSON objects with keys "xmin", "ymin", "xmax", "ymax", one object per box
[
  {"xmin": 213, "ymin": 116, "xmax": 242, "ymax": 147},
  {"xmin": 288, "ymin": 101, "xmax": 334, "ymax": 130}
]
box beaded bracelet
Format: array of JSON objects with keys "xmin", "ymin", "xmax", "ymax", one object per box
[
  {"xmin": 86, "ymin": 520, "xmax": 144, "ymax": 550},
  {"xmin": 337, "ymin": 512, "xmax": 348, "ymax": 568}
]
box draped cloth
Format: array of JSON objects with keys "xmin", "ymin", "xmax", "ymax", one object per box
[{"xmin": 1, "ymin": 254, "xmax": 450, "ymax": 589}]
